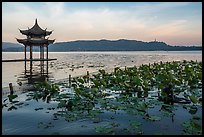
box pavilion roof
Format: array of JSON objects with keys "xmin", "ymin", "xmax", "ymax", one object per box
[
  {"xmin": 16, "ymin": 38, "xmax": 55, "ymax": 45},
  {"xmin": 19, "ymin": 19, "xmax": 52, "ymax": 36}
]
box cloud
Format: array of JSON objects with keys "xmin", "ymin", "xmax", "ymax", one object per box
[
  {"xmin": 130, "ymin": 2, "xmax": 191, "ymax": 14},
  {"xmin": 2, "ymin": 2, "xmax": 202, "ymax": 46},
  {"xmin": 43, "ymin": 2, "xmax": 65, "ymax": 18},
  {"xmin": 150, "ymin": 20, "xmax": 188, "ymax": 36}
]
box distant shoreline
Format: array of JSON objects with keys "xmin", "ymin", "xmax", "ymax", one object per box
[
  {"xmin": 3, "ymin": 40, "xmax": 202, "ymax": 52},
  {"xmin": 2, "ymin": 50, "xmax": 202, "ymax": 52}
]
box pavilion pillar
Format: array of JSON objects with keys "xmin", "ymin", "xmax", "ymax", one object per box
[
  {"xmin": 30, "ymin": 45, "xmax": 33, "ymax": 76},
  {"xmin": 40, "ymin": 46, "xmax": 43, "ymax": 75},
  {"xmin": 30, "ymin": 45, "xmax": 33, "ymax": 59},
  {"xmin": 24, "ymin": 45, "xmax": 27, "ymax": 74},
  {"xmin": 46, "ymin": 45, "xmax": 48, "ymax": 75},
  {"xmin": 42, "ymin": 46, "xmax": 44, "ymax": 74}
]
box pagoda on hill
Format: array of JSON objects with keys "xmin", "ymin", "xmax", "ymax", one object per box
[{"xmin": 16, "ymin": 19, "xmax": 56, "ymax": 80}]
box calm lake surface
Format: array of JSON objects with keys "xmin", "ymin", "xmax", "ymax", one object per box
[
  {"xmin": 2, "ymin": 51, "xmax": 202, "ymax": 135},
  {"xmin": 2, "ymin": 51, "xmax": 202, "ymax": 89}
]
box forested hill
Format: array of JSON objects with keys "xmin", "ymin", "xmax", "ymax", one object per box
[{"xmin": 2, "ymin": 39, "xmax": 202, "ymax": 52}]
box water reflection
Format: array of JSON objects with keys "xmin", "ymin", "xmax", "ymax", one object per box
[{"xmin": 17, "ymin": 61, "xmax": 53, "ymax": 85}]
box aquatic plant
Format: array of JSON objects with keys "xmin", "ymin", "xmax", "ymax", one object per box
[
  {"xmin": 7, "ymin": 60, "xmax": 201, "ymax": 135},
  {"xmin": 182, "ymin": 118, "xmax": 202, "ymax": 135},
  {"xmin": 2, "ymin": 92, "xmax": 22, "ymax": 111},
  {"xmin": 33, "ymin": 81, "xmax": 60, "ymax": 103}
]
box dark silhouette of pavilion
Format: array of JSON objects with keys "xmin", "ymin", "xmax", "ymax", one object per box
[{"xmin": 15, "ymin": 19, "xmax": 56, "ymax": 83}]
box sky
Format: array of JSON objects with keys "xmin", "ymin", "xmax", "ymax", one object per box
[{"xmin": 2, "ymin": 2, "xmax": 202, "ymax": 46}]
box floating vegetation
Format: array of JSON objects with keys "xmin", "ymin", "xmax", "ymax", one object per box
[
  {"xmin": 34, "ymin": 107, "xmax": 44, "ymax": 111},
  {"xmin": 33, "ymin": 81, "xmax": 60, "ymax": 103},
  {"xmin": 126, "ymin": 121, "xmax": 143, "ymax": 135},
  {"xmin": 37, "ymin": 122, "xmax": 54, "ymax": 129},
  {"xmin": 2, "ymin": 93, "xmax": 20, "ymax": 111},
  {"xmin": 95, "ymin": 123, "xmax": 116, "ymax": 135},
  {"xmin": 2, "ymin": 60, "xmax": 202, "ymax": 135},
  {"xmin": 182, "ymin": 118, "xmax": 202, "ymax": 135}
]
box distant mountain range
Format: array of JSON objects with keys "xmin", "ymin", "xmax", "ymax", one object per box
[
  {"xmin": 2, "ymin": 42, "xmax": 24, "ymax": 52},
  {"xmin": 2, "ymin": 39, "xmax": 202, "ymax": 52}
]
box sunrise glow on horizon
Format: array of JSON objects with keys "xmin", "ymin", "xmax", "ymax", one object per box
[{"xmin": 2, "ymin": 2, "xmax": 202, "ymax": 46}]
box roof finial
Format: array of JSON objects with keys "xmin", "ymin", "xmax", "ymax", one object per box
[{"xmin": 35, "ymin": 18, "xmax": 38, "ymax": 24}]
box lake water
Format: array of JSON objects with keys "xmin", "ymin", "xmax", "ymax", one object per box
[
  {"xmin": 2, "ymin": 51, "xmax": 202, "ymax": 89},
  {"xmin": 2, "ymin": 90, "xmax": 202, "ymax": 135},
  {"xmin": 2, "ymin": 51, "xmax": 202, "ymax": 135}
]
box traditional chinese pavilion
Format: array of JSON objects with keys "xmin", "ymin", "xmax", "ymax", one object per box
[{"xmin": 16, "ymin": 19, "xmax": 56, "ymax": 77}]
